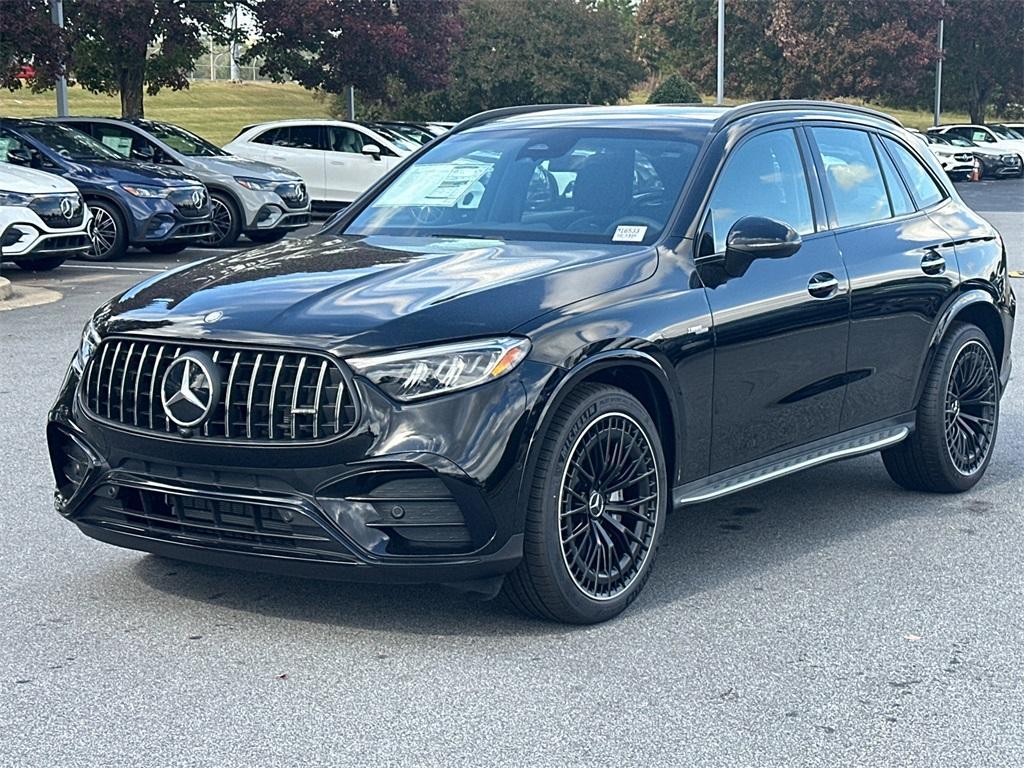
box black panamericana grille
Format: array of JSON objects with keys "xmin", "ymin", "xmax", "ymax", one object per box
[
  {"xmin": 168, "ymin": 186, "xmax": 208, "ymax": 217},
  {"xmin": 29, "ymin": 194, "xmax": 84, "ymax": 229},
  {"xmin": 79, "ymin": 486, "xmax": 354, "ymax": 562},
  {"xmin": 81, "ymin": 339, "xmax": 358, "ymax": 442},
  {"xmin": 953, "ymin": 152, "xmax": 973, "ymax": 163}
]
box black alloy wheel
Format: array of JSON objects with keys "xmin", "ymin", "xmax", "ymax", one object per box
[
  {"xmin": 558, "ymin": 412, "xmax": 660, "ymax": 601},
  {"xmin": 883, "ymin": 323, "xmax": 1000, "ymax": 493},
  {"xmin": 943, "ymin": 340, "xmax": 998, "ymax": 476},
  {"xmin": 200, "ymin": 192, "xmax": 241, "ymax": 248},
  {"xmin": 504, "ymin": 383, "xmax": 667, "ymax": 623}
]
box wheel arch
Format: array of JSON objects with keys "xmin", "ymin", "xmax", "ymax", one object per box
[
  {"xmin": 514, "ymin": 349, "xmax": 680, "ymax": 531},
  {"xmin": 81, "ymin": 190, "xmax": 130, "ymax": 225}
]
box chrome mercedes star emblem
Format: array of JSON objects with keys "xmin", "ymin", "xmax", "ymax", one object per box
[
  {"xmin": 203, "ymin": 310, "xmax": 224, "ymax": 324},
  {"xmin": 191, "ymin": 189, "xmax": 204, "ymax": 208},
  {"xmin": 60, "ymin": 196, "xmax": 76, "ymax": 219},
  {"xmin": 160, "ymin": 352, "xmax": 221, "ymax": 429}
]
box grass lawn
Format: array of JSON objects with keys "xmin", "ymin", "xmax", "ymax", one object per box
[{"xmin": 0, "ymin": 81, "xmax": 332, "ymax": 145}]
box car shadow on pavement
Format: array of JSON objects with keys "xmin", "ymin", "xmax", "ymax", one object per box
[{"xmin": 130, "ymin": 452, "xmax": 1014, "ymax": 637}]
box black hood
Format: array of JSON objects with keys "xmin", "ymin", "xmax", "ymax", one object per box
[{"xmin": 98, "ymin": 234, "xmax": 655, "ymax": 355}]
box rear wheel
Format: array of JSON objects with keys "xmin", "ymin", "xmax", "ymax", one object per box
[
  {"xmin": 883, "ymin": 323, "xmax": 1000, "ymax": 493},
  {"xmin": 14, "ymin": 255, "xmax": 65, "ymax": 271},
  {"xmin": 199, "ymin": 192, "xmax": 242, "ymax": 248},
  {"xmin": 84, "ymin": 201, "xmax": 127, "ymax": 261},
  {"xmin": 246, "ymin": 229, "xmax": 287, "ymax": 244},
  {"xmin": 503, "ymin": 383, "xmax": 667, "ymax": 624}
]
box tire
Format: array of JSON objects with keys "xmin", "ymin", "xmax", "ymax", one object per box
[
  {"xmin": 14, "ymin": 255, "xmax": 65, "ymax": 271},
  {"xmin": 83, "ymin": 200, "xmax": 128, "ymax": 261},
  {"xmin": 145, "ymin": 242, "xmax": 188, "ymax": 255},
  {"xmin": 503, "ymin": 383, "xmax": 668, "ymax": 624},
  {"xmin": 246, "ymin": 229, "xmax": 287, "ymax": 244},
  {"xmin": 882, "ymin": 322, "xmax": 1000, "ymax": 493},
  {"xmin": 199, "ymin": 192, "xmax": 242, "ymax": 248}
]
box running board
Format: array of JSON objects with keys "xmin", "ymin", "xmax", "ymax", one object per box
[{"xmin": 673, "ymin": 425, "xmax": 910, "ymax": 507}]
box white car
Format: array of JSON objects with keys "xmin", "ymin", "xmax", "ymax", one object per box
[
  {"xmin": 0, "ymin": 164, "xmax": 92, "ymax": 271},
  {"xmin": 929, "ymin": 124, "xmax": 1024, "ymax": 163},
  {"xmin": 223, "ymin": 120, "xmax": 411, "ymax": 208},
  {"xmin": 917, "ymin": 133, "xmax": 977, "ymax": 180}
]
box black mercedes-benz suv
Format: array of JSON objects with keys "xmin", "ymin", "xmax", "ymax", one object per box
[{"xmin": 49, "ymin": 102, "xmax": 1015, "ymax": 623}]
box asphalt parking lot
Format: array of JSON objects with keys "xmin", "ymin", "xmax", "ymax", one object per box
[{"xmin": 1, "ymin": 179, "xmax": 1023, "ymax": 767}]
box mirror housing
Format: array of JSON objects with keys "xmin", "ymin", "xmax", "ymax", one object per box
[
  {"xmin": 361, "ymin": 144, "xmax": 382, "ymax": 161},
  {"xmin": 723, "ymin": 216, "xmax": 802, "ymax": 277}
]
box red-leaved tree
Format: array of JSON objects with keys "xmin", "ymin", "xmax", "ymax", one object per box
[{"xmin": 0, "ymin": 0, "xmax": 69, "ymax": 91}]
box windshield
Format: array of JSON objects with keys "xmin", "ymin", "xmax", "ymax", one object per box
[
  {"xmin": 345, "ymin": 126, "xmax": 703, "ymax": 246},
  {"xmin": 21, "ymin": 122, "xmax": 123, "ymax": 161},
  {"xmin": 143, "ymin": 121, "xmax": 227, "ymax": 156},
  {"xmin": 990, "ymin": 125, "xmax": 1024, "ymax": 140}
]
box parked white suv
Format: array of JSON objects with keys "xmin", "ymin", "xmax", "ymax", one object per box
[
  {"xmin": 916, "ymin": 132, "xmax": 976, "ymax": 180},
  {"xmin": 0, "ymin": 164, "xmax": 92, "ymax": 271},
  {"xmin": 928, "ymin": 124, "xmax": 1024, "ymax": 163},
  {"xmin": 224, "ymin": 120, "xmax": 411, "ymax": 208}
]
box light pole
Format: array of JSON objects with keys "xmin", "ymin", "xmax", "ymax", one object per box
[
  {"xmin": 933, "ymin": 0, "xmax": 945, "ymax": 126},
  {"xmin": 716, "ymin": 0, "xmax": 725, "ymax": 105},
  {"xmin": 50, "ymin": 0, "xmax": 69, "ymax": 115}
]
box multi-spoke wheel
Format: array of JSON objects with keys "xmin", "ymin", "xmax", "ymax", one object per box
[
  {"xmin": 83, "ymin": 200, "xmax": 127, "ymax": 261},
  {"xmin": 944, "ymin": 340, "xmax": 998, "ymax": 476},
  {"xmin": 504, "ymin": 383, "xmax": 666, "ymax": 623},
  {"xmin": 199, "ymin": 192, "xmax": 241, "ymax": 248},
  {"xmin": 883, "ymin": 323, "xmax": 1001, "ymax": 493},
  {"xmin": 559, "ymin": 412, "xmax": 660, "ymax": 601}
]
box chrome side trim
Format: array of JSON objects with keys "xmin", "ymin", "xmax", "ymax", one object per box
[{"xmin": 675, "ymin": 427, "xmax": 910, "ymax": 506}]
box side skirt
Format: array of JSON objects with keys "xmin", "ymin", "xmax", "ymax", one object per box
[{"xmin": 672, "ymin": 415, "xmax": 914, "ymax": 508}]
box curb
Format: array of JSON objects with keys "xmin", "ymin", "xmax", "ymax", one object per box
[{"xmin": 0, "ymin": 276, "xmax": 12, "ymax": 301}]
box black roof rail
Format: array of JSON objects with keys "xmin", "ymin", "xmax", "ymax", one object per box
[
  {"xmin": 448, "ymin": 104, "xmax": 588, "ymax": 135},
  {"xmin": 711, "ymin": 100, "xmax": 903, "ymax": 131}
]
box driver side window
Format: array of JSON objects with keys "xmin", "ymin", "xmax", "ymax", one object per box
[{"xmin": 702, "ymin": 129, "xmax": 814, "ymax": 255}]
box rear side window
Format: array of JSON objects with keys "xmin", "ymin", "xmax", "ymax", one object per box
[
  {"xmin": 704, "ymin": 129, "xmax": 814, "ymax": 253},
  {"xmin": 882, "ymin": 137, "xmax": 946, "ymax": 209},
  {"xmin": 811, "ymin": 127, "xmax": 890, "ymax": 228},
  {"xmin": 255, "ymin": 125, "xmax": 323, "ymax": 149},
  {"xmin": 89, "ymin": 124, "xmax": 140, "ymax": 158},
  {"xmin": 873, "ymin": 137, "xmax": 915, "ymax": 216}
]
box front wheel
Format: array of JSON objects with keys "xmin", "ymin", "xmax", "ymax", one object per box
[
  {"xmin": 199, "ymin": 192, "xmax": 242, "ymax": 248},
  {"xmin": 503, "ymin": 383, "xmax": 667, "ymax": 623},
  {"xmin": 882, "ymin": 323, "xmax": 1000, "ymax": 493},
  {"xmin": 84, "ymin": 201, "xmax": 128, "ymax": 261}
]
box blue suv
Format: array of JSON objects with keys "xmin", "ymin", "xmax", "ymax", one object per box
[{"xmin": 0, "ymin": 119, "xmax": 212, "ymax": 260}]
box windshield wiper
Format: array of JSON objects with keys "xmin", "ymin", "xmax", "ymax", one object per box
[{"xmin": 428, "ymin": 232, "xmax": 494, "ymax": 239}]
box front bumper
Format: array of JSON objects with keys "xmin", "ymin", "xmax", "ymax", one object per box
[
  {"xmin": 1, "ymin": 208, "xmax": 92, "ymax": 259},
  {"xmin": 125, "ymin": 195, "xmax": 214, "ymax": 245},
  {"xmin": 49, "ymin": 353, "xmax": 554, "ymax": 585},
  {"xmin": 236, "ymin": 184, "xmax": 312, "ymax": 232}
]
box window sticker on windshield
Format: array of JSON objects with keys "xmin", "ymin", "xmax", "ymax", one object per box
[
  {"xmin": 613, "ymin": 225, "xmax": 647, "ymax": 243},
  {"xmin": 100, "ymin": 136, "xmax": 132, "ymax": 156},
  {"xmin": 375, "ymin": 162, "xmax": 490, "ymax": 207}
]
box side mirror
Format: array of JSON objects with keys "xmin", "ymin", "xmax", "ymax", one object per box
[
  {"xmin": 724, "ymin": 216, "xmax": 802, "ymax": 277},
  {"xmin": 7, "ymin": 147, "xmax": 33, "ymax": 167},
  {"xmin": 361, "ymin": 144, "xmax": 382, "ymax": 161}
]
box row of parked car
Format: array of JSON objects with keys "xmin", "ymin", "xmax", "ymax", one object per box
[
  {"xmin": 918, "ymin": 122, "xmax": 1024, "ymax": 181},
  {"xmin": 0, "ymin": 116, "xmax": 450, "ymax": 271}
]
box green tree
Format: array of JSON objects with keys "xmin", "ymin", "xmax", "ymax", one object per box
[
  {"xmin": 941, "ymin": 0, "xmax": 1024, "ymax": 122},
  {"xmin": 65, "ymin": 0, "xmax": 232, "ymax": 118},
  {"xmin": 0, "ymin": 0, "xmax": 68, "ymax": 92},
  {"xmin": 647, "ymin": 74, "xmax": 701, "ymax": 103},
  {"xmin": 433, "ymin": 0, "xmax": 644, "ymax": 119}
]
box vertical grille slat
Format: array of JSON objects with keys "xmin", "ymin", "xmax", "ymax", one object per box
[{"xmin": 82, "ymin": 339, "xmax": 355, "ymax": 443}]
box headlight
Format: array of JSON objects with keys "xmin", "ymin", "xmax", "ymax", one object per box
[
  {"xmin": 0, "ymin": 190, "xmax": 33, "ymax": 206},
  {"xmin": 120, "ymin": 184, "xmax": 169, "ymax": 198},
  {"xmin": 75, "ymin": 318, "xmax": 101, "ymax": 370},
  {"xmin": 348, "ymin": 337, "xmax": 531, "ymax": 402},
  {"xmin": 234, "ymin": 177, "xmax": 276, "ymax": 191}
]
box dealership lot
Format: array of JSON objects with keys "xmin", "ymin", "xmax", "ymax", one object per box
[{"xmin": 1, "ymin": 179, "xmax": 1023, "ymax": 765}]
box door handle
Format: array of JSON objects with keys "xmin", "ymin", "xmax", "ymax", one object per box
[
  {"xmin": 807, "ymin": 272, "xmax": 840, "ymax": 299},
  {"xmin": 921, "ymin": 250, "xmax": 946, "ymax": 275}
]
